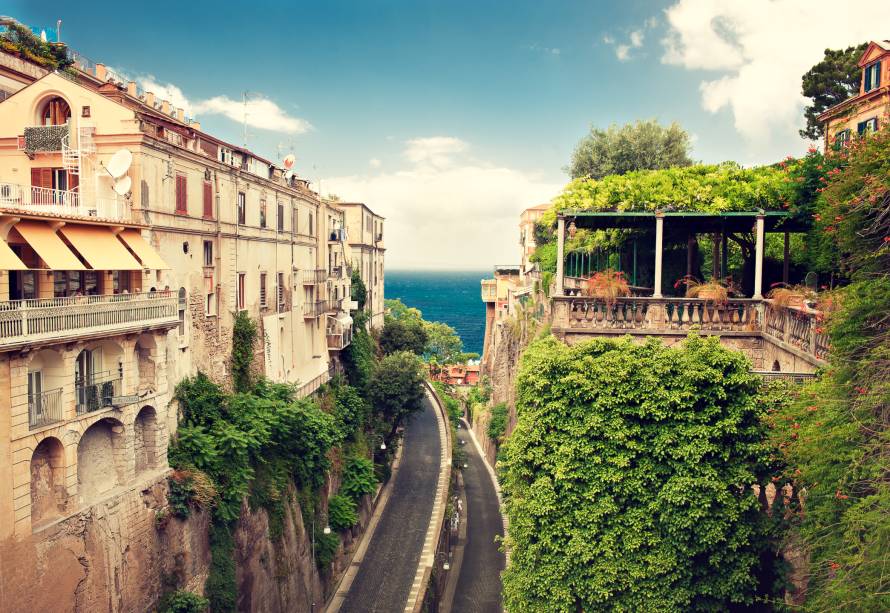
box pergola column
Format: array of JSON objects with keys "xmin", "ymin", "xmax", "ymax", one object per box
[
  {"xmin": 556, "ymin": 216, "xmax": 565, "ymax": 296},
  {"xmin": 753, "ymin": 214, "xmax": 765, "ymax": 299},
  {"xmin": 653, "ymin": 213, "xmax": 664, "ymax": 298}
]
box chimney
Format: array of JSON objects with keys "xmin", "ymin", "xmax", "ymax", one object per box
[
  {"xmin": 145, "ymin": 91, "xmax": 155, "ymax": 107},
  {"xmin": 126, "ymin": 81, "xmax": 137, "ymax": 97},
  {"xmin": 95, "ymin": 63, "xmax": 107, "ymax": 81},
  {"xmin": 192, "ymin": 121, "xmax": 201, "ymax": 130},
  {"xmin": 161, "ymin": 100, "xmax": 171, "ymax": 115},
  {"xmin": 176, "ymin": 108, "xmax": 185, "ymax": 122}
]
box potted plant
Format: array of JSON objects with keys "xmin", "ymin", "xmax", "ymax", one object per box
[
  {"xmin": 767, "ymin": 283, "xmax": 816, "ymax": 309},
  {"xmin": 585, "ymin": 269, "xmax": 630, "ymax": 306},
  {"xmin": 675, "ymin": 276, "xmax": 733, "ymax": 306}
]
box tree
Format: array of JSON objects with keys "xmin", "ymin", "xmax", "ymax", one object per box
[
  {"xmin": 380, "ymin": 316, "xmax": 428, "ymax": 355},
  {"xmin": 800, "ymin": 43, "xmax": 868, "ymax": 141},
  {"xmin": 350, "ymin": 268, "xmax": 367, "ymax": 311},
  {"xmin": 500, "ymin": 335, "xmax": 774, "ymax": 612},
  {"xmin": 567, "ymin": 119, "xmax": 692, "ymax": 180},
  {"xmin": 367, "ymin": 351, "xmax": 427, "ymax": 444},
  {"xmin": 423, "ymin": 320, "xmax": 465, "ymax": 364},
  {"xmin": 384, "ymin": 298, "xmax": 423, "ymax": 323}
]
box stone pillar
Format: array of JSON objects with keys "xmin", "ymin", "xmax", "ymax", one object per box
[
  {"xmin": 556, "ymin": 216, "xmax": 565, "ymax": 296},
  {"xmin": 0, "ymin": 271, "xmax": 8, "ymax": 302},
  {"xmin": 98, "ymin": 271, "xmax": 114, "ymax": 295},
  {"xmin": 653, "ymin": 214, "xmax": 664, "ymax": 298},
  {"xmin": 38, "ymin": 270, "xmax": 55, "ymax": 299},
  {"xmin": 753, "ymin": 214, "xmax": 765, "ymax": 299}
]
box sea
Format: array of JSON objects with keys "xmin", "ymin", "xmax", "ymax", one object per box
[{"xmin": 385, "ymin": 270, "xmax": 489, "ymax": 356}]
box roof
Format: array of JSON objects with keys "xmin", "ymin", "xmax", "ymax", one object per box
[
  {"xmin": 335, "ymin": 201, "xmax": 385, "ymax": 219},
  {"xmin": 560, "ymin": 210, "xmax": 807, "ymax": 233},
  {"xmin": 873, "ymin": 40, "xmax": 890, "ymax": 51}
]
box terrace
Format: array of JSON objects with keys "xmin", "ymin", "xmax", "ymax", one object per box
[{"xmin": 0, "ymin": 182, "xmax": 131, "ymax": 222}]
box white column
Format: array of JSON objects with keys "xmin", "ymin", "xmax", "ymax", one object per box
[
  {"xmin": 753, "ymin": 214, "xmax": 765, "ymax": 299},
  {"xmin": 556, "ymin": 216, "xmax": 565, "ymax": 296},
  {"xmin": 653, "ymin": 214, "xmax": 664, "ymax": 298}
]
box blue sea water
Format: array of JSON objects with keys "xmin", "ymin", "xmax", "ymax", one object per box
[{"xmin": 385, "ymin": 270, "xmax": 488, "ymax": 356}]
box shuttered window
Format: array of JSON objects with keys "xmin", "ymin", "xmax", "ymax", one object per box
[
  {"xmin": 175, "ymin": 174, "xmax": 187, "ymax": 214},
  {"xmin": 277, "ymin": 202, "xmax": 285, "ymax": 232},
  {"xmin": 30, "ymin": 167, "xmax": 53, "ymax": 189},
  {"xmin": 202, "ymin": 180, "xmax": 213, "ymax": 219},
  {"xmin": 864, "ymin": 61, "xmax": 881, "ymax": 92},
  {"xmin": 260, "ymin": 272, "xmax": 267, "ymax": 306}
]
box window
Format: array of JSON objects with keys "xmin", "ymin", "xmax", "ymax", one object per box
[
  {"xmin": 308, "ymin": 212, "xmax": 314, "ymax": 236},
  {"xmin": 202, "ymin": 180, "xmax": 213, "ymax": 218},
  {"xmin": 206, "ymin": 292, "xmax": 216, "ymax": 316},
  {"xmin": 237, "ymin": 192, "xmax": 246, "ymax": 225},
  {"xmin": 277, "ymin": 272, "xmax": 285, "ymax": 309},
  {"xmin": 864, "ymin": 61, "xmax": 881, "ymax": 92},
  {"xmin": 175, "ymin": 174, "xmax": 187, "ymax": 214},
  {"xmin": 260, "ymin": 272, "xmax": 267, "ymax": 306},
  {"xmin": 834, "ymin": 129, "xmax": 851, "ymax": 148},
  {"xmin": 277, "ymin": 201, "xmax": 285, "ymax": 232},
  {"xmin": 857, "ymin": 117, "xmax": 878, "ymax": 135},
  {"xmin": 237, "ymin": 273, "xmax": 246, "ymax": 310},
  {"xmin": 292, "ymin": 207, "xmax": 298, "ymax": 234},
  {"xmin": 203, "ymin": 240, "xmax": 213, "ymax": 266},
  {"xmin": 259, "ymin": 199, "xmax": 267, "ymax": 228}
]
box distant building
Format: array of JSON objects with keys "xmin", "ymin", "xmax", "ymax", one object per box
[
  {"xmin": 519, "ymin": 203, "xmax": 550, "ymax": 281},
  {"xmin": 338, "ymin": 201, "xmax": 386, "ymax": 328},
  {"xmin": 819, "ymin": 40, "xmax": 889, "ymax": 148},
  {"xmin": 430, "ymin": 362, "xmax": 480, "ymax": 386}
]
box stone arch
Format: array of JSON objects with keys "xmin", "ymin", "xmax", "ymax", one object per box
[
  {"xmin": 77, "ymin": 418, "xmax": 126, "ymax": 504},
  {"xmin": 772, "ymin": 360, "xmax": 781, "ymax": 372},
  {"xmin": 36, "ymin": 94, "xmax": 71, "ymax": 126},
  {"xmin": 134, "ymin": 406, "xmax": 159, "ymax": 474},
  {"xmin": 30, "ymin": 436, "xmax": 67, "ymax": 527}
]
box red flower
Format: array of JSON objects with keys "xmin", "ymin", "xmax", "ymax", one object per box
[{"xmin": 835, "ymin": 490, "xmax": 849, "ymax": 500}]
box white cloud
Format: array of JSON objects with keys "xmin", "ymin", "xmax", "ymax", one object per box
[
  {"xmin": 604, "ymin": 21, "xmax": 654, "ymax": 61},
  {"xmin": 602, "ymin": 35, "xmax": 615, "ymax": 45},
  {"xmin": 369, "ymin": 158, "xmax": 382, "ymax": 169},
  {"xmin": 615, "ymin": 45, "xmax": 632, "ymax": 61},
  {"xmin": 629, "ymin": 30, "xmax": 644, "ymax": 47},
  {"xmin": 525, "ymin": 43, "xmax": 562, "ymax": 57},
  {"xmin": 326, "ymin": 138, "xmax": 561, "ymax": 269},
  {"xmin": 116, "ymin": 71, "xmax": 310, "ymax": 134},
  {"xmin": 660, "ymin": 0, "xmax": 890, "ymax": 161}
]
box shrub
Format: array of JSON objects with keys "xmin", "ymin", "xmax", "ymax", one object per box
[
  {"xmin": 340, "ymin": 456, "xmax": 377, "ymax": 501},
  {"xmin": 500, "ymin": 335, "xmax": 774, "ymax": 612},
  {"xmin": 159, "ymin": 590, "xmax": 209, "ymax": 613},
  {"xmin": 333, "ymin": 384, "xmax": 370, "ymax": 441},
  {"xmin": 487, "ymin": 403, "xmax": 508, "ymax": 444},
  {"xmin": 314, "ymin": 527, "xmax": 340, "ymax": 568},
  {"xmin": 328, "ymin": 494, "xmax": 359, "ymax": 531},
  {"xmin": 379, "ymin": 317, "xmax": 428, "ymax": 355},
  {"xmin": 231, "ymin": 310, "xmax": 257, "ymax": 393}
]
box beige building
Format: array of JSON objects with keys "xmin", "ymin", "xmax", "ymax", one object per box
[
  {"xmin": 339, "ymin": 201, "xmax": 385, "ymax": 328},
  {"xmin": 0, "ymin": 52, "xmax": 351, "ymax": 538},
  {"xmin": 519, "ymin": 203, "xmax": 549, "ymax": 282}
]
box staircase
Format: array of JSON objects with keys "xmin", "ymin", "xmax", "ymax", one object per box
[{"xmin": 61, "ymin": 124, "xmax": 95, "ymax": 175}]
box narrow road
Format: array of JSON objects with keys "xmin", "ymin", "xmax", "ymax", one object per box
[
  {"xmin": 338, "ymin": 397, "xmax": 442, "ymax": 613},
  {"xmin": 453, "ymin": 420, "xmax": 505, "ymax": 613}
]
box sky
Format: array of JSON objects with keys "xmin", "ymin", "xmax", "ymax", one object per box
[{"xmin": 8, "ymin": 0, "xmax": 890, "ymax": 269}]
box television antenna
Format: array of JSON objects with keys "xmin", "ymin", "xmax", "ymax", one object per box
[{"xmin": 101, "ymin": 148, "xmax": 133, "ymax": 197}]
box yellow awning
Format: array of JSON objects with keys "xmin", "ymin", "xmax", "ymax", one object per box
[
  {"xmin": 14, "ymin": 221, "xmax": 85, "ymax": 270},
  {"xmin": 117, "ymin": 229, "xmax": 169, "ymax": 269},
  {"xmin": 0, "ymin": 239, "xmax": 27, "ymax": 270},
  {"xmin": 59, "ymin": 225, "xmax": 143, "ymax": 270}
]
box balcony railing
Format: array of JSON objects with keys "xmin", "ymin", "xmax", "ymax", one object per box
[
  {"xmin": 76, "ymin": 371, "xmax": 122, "ymax": 414},
  {"xmin": 329, "ymin": 265, "xmax": 351, "ymax": 279},
  {"xmin": 763, "ymin": 302, "xmax": 830, "ymax": 361},
  {"xmin": 29, "ymin": 387, "xmax": 64, "ymax": 429},
  {"xmin": 326, "ymin": 329, "xmax": 353, "ymax": 350},
  {"xmin": 303, "ymin": 299, "xmax": 342, "ymax": 318},
  {"xmin": 301, "ymin": 269, "xmax": 327, "ymax": 284},
  {"xmin": 0, "ymin": 182, "xmax": 130, "ymax": 221},
  {"xmin": 0, "ymin": 292, "xmax": 179, "ymax": 350}
]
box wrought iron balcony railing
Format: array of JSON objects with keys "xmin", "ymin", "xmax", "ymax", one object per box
[
  {"xmin": 29, "ymin": 387, "xmax": 64, "ymax": 429},
  {"xmin": 0, "ymin": 182, "xmax": 130, "ymax": 221}
]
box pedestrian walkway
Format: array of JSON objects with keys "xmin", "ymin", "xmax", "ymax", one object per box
[
  {"xmin": 452, "ymin": 421, "xmax": 505, "ymax": 612},
  {"xmin": 337, "ymin": 397, "xmax": 442, "ymax": 613}
]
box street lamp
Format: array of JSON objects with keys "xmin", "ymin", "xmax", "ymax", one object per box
[
  {"xmin": 380, "ymin": 441, "xmax": 386, "ymax": 451},
  {"xmin": 436, "ymin": 551, "xmax": 451, "ymax": 571}
]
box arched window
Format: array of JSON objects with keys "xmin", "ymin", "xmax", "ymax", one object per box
[
  {"xmin": 30, "ymin": 437, "xmax": 67, "ymax": 526},
  {"xmin": 38, "ymin": 96, "xmax": 71, "ymax": 126},
  {"xmin": 772, "ymin": 360, "xmax": 781, "ymax": 372}
]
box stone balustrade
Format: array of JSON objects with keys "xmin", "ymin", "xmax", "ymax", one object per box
[
  {"xmin": 0, "ymin": 292, "xmax": 179, "ymax": 351},
  {"xmin": 763, "ymin": 302, "xmax": 830, "ymax": 361}
]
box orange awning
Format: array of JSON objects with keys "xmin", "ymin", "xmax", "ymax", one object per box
[
  {"xmin": 59, "ymin": 225, "xmax": 143, "ymax": 270},
  {"xmin": 14, "ymin": 221, "xmax": 85, "ymax": 270},
  {"xmin": 117, "ymin": 229, "xmax": 169, "ymax": 269},
  {"xmin": 0, "ymin": 239, "xmax": 27, "ymax": 270}
]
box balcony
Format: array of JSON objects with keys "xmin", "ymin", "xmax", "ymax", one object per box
[
  {"xmin": 303, "ymin": 299, "xmax": 342, "ymax": 319},
  {"xmin": 0, "ymin": 292, "xmax": 179, "ymax": 351},
  {"xmin": 301, "ymin": 269, "xmax": 327, "ymax": 285},
  {"xmin": 481, "ymin": 279, "xmax": 497, "ymax": 303},
  {"xmin": 328, "ymin": 228, "xmax": 348, "ymax": 242},
  {"xmin": 326, "ymin": 312, "xmax": 353, "ymax": 350},
  {"xmin": 76, "ymin": 370, "xmax": 122, "ymax": 415},
  {"xmin": 0, "ymin": 182, "xmax": 130, "ymax": 222},
  {"xmin": 763, "ymin": 302, "xmax": 830, "ymax": 361},
  {"xmin": 28, "ymin": 387, "xmax": 64, "ymax": 429},
  {"xmin": 329, "ymin": 265, "xmax": 351, "ymax": 279}
]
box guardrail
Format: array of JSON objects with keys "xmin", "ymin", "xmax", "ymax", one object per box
[
  {"xmin": 301, "ymin": 269, "xmax": 327, "ymax": 284},
  {"xmin": 75, "ymin": 371, "xmax": 122, "ymax": 414},
  {"xmin": 0, "ymin": 182, "xmax": 130, "ymax": 221},
  {"xmin": 0, "ymin": 292, "xmax": 179, "ymax": 349},
  {"xmin": 29, "ymin": 387, "xmax": 63, "ymax": 429}
]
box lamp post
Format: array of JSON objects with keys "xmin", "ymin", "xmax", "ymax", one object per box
[{"xmin": 310, "ymin": 515, "xmax": 332, "ymax": 612}]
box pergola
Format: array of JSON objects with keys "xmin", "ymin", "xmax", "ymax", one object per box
[{"xmin": 554, "ymin": 210, "xmax": 808, "ymax": 299}]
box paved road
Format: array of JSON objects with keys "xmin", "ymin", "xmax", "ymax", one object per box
[
  {"xmin": 452, "ymin": 421, "xmax": 505, "ymax": 613},
  {"xmin": 339, "ymin": 397, "xmax": 442, "ymax": 613}
]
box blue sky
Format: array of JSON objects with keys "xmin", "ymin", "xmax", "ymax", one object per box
[{"xmin": 8, "ymin": 0, "xmax": 888, "ymax": 267}]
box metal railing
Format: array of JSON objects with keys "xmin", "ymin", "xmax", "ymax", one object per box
[
  {"xmin": 0, "ymin": 182, "xmax": 130, "ymax": 221},
  {"xmin": 29, "ymin": 387, "xmax": 63, "ymax": 429},
  {"xmin": 0, "ymin": 292, "xmax": 179, "ymax": 349},
  {"xmin": 302, "ymin": 299, "xmax": 342, "ymax": 318},
  {"xmin": 76, "ymin": 371, "xmax": 122, "ymax": 414},
  {"xmin": 301, "ymin": 269, "xmax": 327, "ymax": 284}
]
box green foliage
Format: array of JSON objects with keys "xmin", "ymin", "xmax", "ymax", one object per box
[
  {"xmin": 384, "ymin": 298, "xmax": 423, "ymax": 323},
  {"xmin": 529, "ymin": 242, "xmax": 557, "ymax": 274},
  {"xmin": 343, "ymin": 323, "xmax": 375, "ymax": 392},
  {"xmin": 800, "ymin": 43, "xmax": 868, "ymax": 140},
  {"xmin": 467, "ymin": 377, "xmax": 492, "ymax": 407},
  {"xmin": 432, "ymin": 381, "xmax": 462, "ymax": 427},
  {"xmin": 231, "ymin": 310, "xmax": 257, "ymax": 393},
  {"xmin": 340, "ymin": 456, "xmax": 377, "ymax": 501},
  {"xmin": 567, "ymin": 119, "xmax": 693, "ymax": 180},
  {"xmin": 423, "ymin": 320, "xmax": 466, "ymax": 364},
  {"xmin": 206, "ymin": 520, "xmax": 237, "ymax": 613},
  {"xmin": 328, "ymin": 494, "xmax": 359, "ymax": 531},
  {"xmin": 368, "ymin": 351, "xmax": 428, "ymax": 443},
  {"xmin": 158, "ymin": 590, "xmax": 209, "ymax": 613},
  {"xmin": 174, "ymin": 372, "xmax": 228, "ymax": 427},
  {"xmin": 487, "ymin": 402, "xmax": 508, "ymax": 444},
  {"xmin": 380, "ymin": 317, "xmax": 428, "ymax": 355},
  {"xmin": 501, "ymin": 335, "xmax": 774, "ymax": 612},
  {"xmin": 0, "ymin": 23, "xmax": 72, "ymax": 69},
  {"xmin": 350, "ymin": 268, "xmax": 368, "ymax": 310},
  {"xmin": 314, "ymin": 527, "xmax": 340, "ymax": 568},
  {"xmin": 167, "ymin": 469, "xmax": 217, "ymax": 519},
  {"xmin": 333, "ymin": 383, "xmax": 370, "ymax": 441}
]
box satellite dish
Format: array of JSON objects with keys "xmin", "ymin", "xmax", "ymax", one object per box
[
  {"xmin": 112, "ymin": 176, "xmax": 132, "ymax": 196},
  {"xmin": 283, "ymin": 154, "xmax": 296, "ymax": 170},
  {"xmin": 105, "ymin": 149, "xmax": 133, "ymax": 179}
]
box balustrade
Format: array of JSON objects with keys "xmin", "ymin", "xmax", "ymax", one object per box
[
  {"xmin": 28, "ymin": 387, "xmax": 64, "ymax": 429},
  {"xmin": 76, "ymin": 371, "xmax": 122, "ymax": 414},
  {"xmin": 0, "ymin": 182, "xmax": 130, "ymax": 221}
]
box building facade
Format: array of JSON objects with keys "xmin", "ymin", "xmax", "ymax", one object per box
[
  {"xmin": 519, "ymin": 203, "xmax": 549, "ymax": 282},
  {"xmin": 339, "ymin": 201, "xmax": 385, "ymax": 328},
  {"xmin": 819, "ymin": 40, "xmax": 889, "ymax": 148},
  {"xmin": 0, "ymin": 52, "xmax": 353, "ymax": 539}
]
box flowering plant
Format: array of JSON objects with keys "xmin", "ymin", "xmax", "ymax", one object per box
[
  {"xmin": 584, "ymin": 269, "xmax": 630, "ymax": 305},
  {"xmin": 674, "ymin": 275, "xmax": 735, "ymax": 305}
]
